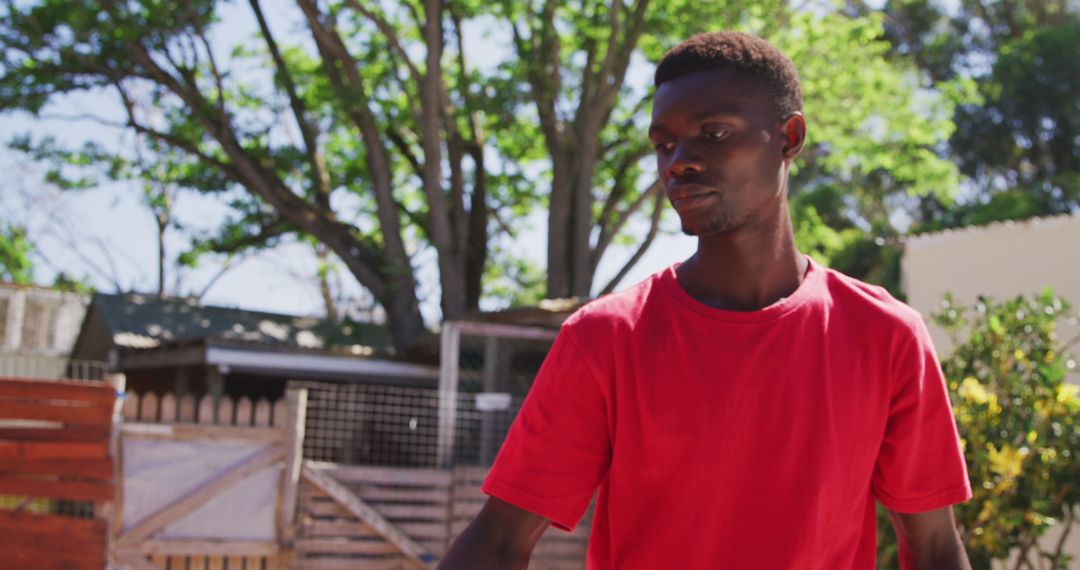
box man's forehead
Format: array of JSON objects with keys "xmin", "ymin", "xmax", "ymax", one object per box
[{"xmin": 653, "ymin": 69, "xmax": 772, "ymax": 114}]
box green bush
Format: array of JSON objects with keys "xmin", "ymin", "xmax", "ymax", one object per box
[{"xmin": 878, "ymin": 292, "xmax": 1080, "ymax": 568}]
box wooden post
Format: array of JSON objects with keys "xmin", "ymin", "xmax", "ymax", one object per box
[
  {"xmin": 479, "ymin": 336, "xmax": 499, "ymax": 465},
  {"xmin": 437, "ymin": 322, "xmax": 461, "ymax": 469},
  {"xmin": 106, "ymin": 373, "xmax": 125, "ymax": 569},
  {"xmin": 277, "ymin": 388, "xmax": 307, "ymax": 568}
]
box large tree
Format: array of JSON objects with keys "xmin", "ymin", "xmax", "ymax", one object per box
[
  {"xmin": 1, "ymin": 0, "xmax": 962, "ymax": 349},
  {"xmin": 869, "ymin": 0, "xmax": 1080, "ymax": 230}
]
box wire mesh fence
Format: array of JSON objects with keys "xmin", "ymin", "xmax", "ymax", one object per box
[{"xmin": 292, "ymin": 320, "xmax": 557, "ymax": 469}]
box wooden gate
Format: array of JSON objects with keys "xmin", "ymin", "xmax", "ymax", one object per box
[
  {"xmin": 295, "ymin": 462, "xmax": 591, "ymax": 569},
  {"xmin": 0, "ymin": 376, "xmax": 117, "ymax": 570},
  {"xmin": 113, "ymin": 389, "xmax": 306, "ymax": 570}
]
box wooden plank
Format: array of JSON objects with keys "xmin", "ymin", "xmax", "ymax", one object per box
[
  {"xmin": 160, "ymin": 393, "xmax": 178, "ymax": 423},
  {"xmin": 0, "ymin": 475, "xmax": 112, "ymax": 501},
  {"xmin": 0, "ymin": 400, "xmax": 112, "ymax": 427},
  {"xmin": 198, "ymin": 395, "xmax": 215, "ymax": 425},
  {"xmin": 151, "ymin": 554, "xmax": 169, "ymax": 568},
  {"xmin": 397, "ymin": 522, "xmax": 449, "ymax": 540},
  {"xmin": 0, "ymin": 426, "xmax": 110, "ymax": 441},
  {"xmin": 0, "ymin": 529, "xmax": 105, "ymax": 558},
  {"xmin": 178, "ymin": 394, "xmax": 197, "ymax": 422},
  {"xmin": 296, "ymin": 538, "xmax": 402, "ymax": 555},
  {"xmin": 301, "ymin": 464, "xmax": 434, "ymax": 569},
  {"xmin": 0, "ymin": 550, "xmax": 105, "ymax": 570},
  {"xmin": 278, "ymin": 388, "xmax": 306, "ymax": 547},
  {"xmin": 369, "ymin": 504, "xmax": 449, "ymax": 520},
  {"xmin": 140, "ymin": 539, "xmax": 280, "ymax": 557},
  {"xmin": 120, "ymin": 444, "xmax": 285, "ymax": 543},
  {"xmin": 295, "ymin": 558, "xmax": 411, "ymax": 570},
  {"xmin": 140, "ymin": 392, "xmax": 160, "ymax": 423},
  {"xmin": 190, "ymin": 555, "xmax": 208, "ymax": 570},
  {"xmin": 207, "ymin": 555, "xmax": 224, "ymax": 570},
  {"xmin": 235, "ymin": 397, "xmax": 253, "ymax": 427},
  {"xmin": 115, "ymin": 549, "xmax": 169, "ymax": 570},
  {"xmin": 303, "ymin": 501, "xmax": 363, "ymax": 519},
  {"xmin": 301, "ymin": 520, "xmax": 379, "ymax": 538},
  {"xmin": 245, "ymin": 555, "xmax": 262, "ymax": 570},
  {"xmin": 0, "ymin": 508, "xmax": 106, "ymax": 542},
  {"xmin": 123, "ymin": 392, "xmax": 141, "ymax": 421},
  {"xmin": 227, "ymin": 554, "xmax": 245, "ymax": 570},
  {"xmin": 271, "ymin": 399, "xmax": 287, "ymax": 428},
  {"xmin": 122, "ymin": 423, "xmax": 286, "ymax": 443},
  {"xmin": 0, "ymin": 457, "xmax": 113, "ymax": 479},
  {"xmin": 316, "ymin": 463, "xmax": 451, "ymax": 487},
  {"xmin": 216, "ymin": 396, "xmax": 235, "ymax": 426},
  {"xmin": 168, "ymin": 554, "xmax": 187, "ymax": 569},
  {"xmin": 253, "ymin": 398, "xmax": 272, "ymax": 427},
  {"xmin": 0, "ymin": 377, "xmax": 116, "ymax": 405},
  {"xmin": 340, "ymin": 486, "xmax": 451, "ymax": 504}
]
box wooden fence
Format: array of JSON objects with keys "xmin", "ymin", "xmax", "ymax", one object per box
[
  {"xmin": 1, "ymin": 382, "xmax": 590, "ymax": 569},
  {"xmin": 296, "ymin": 462, "xmax": 591, "ymax": 570},
  {"xmin": 121, "ymin": 391, "xmax": 288, "ymax": 428},
  {"xmin": 0, "ymin": 376, "xmax": 117, "ymax": 570},
  {"xmin": 114, "ymin": 389, "xmax": 306, "ymax": 570}
]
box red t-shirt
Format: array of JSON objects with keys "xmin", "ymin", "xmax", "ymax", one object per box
[{"xmin": 482, "ymin": 258, "xmax": 971, "ymax": 569}]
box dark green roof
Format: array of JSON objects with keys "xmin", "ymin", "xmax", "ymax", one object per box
[{"xmin": 91, "ymin": 292, "xmax": 391, "ymax": 352}]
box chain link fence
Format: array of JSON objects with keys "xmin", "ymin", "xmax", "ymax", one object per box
[{"xmin": 292, "ymin": 321, "xmax": 556, "ymax": 469}]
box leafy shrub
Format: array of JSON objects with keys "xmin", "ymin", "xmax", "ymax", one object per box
[{"xmin": 878, "ymin": 291, "xmax": 1080, "ymax": 569}]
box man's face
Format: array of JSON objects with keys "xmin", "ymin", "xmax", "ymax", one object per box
[{"xmin": 649, "ymin": 68, "xmax": 795, "ymax": 237}]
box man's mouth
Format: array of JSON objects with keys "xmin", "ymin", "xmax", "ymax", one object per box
[{"xmin": 670, "ymin": 192, "xmax": 717, "ymax": 210}]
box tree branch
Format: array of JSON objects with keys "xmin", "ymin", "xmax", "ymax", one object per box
[
  {"xmin": 599, "ymin": 186, "xmax": 664, "ymax": 295},
  {"xmin": 343, "ymin": 0, "xmax": 424, "ymax": 87},
  {"xmin": 250, "ymin": 0, "xmax": 332, "ymax": 209},
  {"xmin": 593, "ymin": 179, "xmax": 661, "ymax": 271}
]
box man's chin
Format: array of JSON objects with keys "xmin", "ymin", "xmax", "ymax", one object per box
[{"xmin": 681, "ymin": 216, "xmax": 738, "ymax": 237}]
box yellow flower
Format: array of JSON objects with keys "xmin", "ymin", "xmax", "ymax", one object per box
[
  {"xmin": 959, "ymin": 377, "xmax": 1001, "ymax": 413},
  {"xmin": 1057, "ymin": 384, "xmax": 1079, "ymax": 406},
  {"xmin": 987, "ymin": 443, "xmax": 1027, "ymax": 481}
]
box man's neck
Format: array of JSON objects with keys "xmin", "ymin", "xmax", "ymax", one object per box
[{"xmin": 676, "ymin": 208, "xmax": 807, "ymax": 312}]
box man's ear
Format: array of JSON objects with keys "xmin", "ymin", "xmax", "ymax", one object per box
[{"xmin": 781, "ymin": 113, "xmax": 806, "ymax": 160}]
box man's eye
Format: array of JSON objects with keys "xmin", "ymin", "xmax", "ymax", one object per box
[
  {"xmin": 653, "ymin": 142, "xmax": 673, "ymax": 152},
  {"xmin": 704, "ymin": 130, "xmax": 728, "ymax": 141}
]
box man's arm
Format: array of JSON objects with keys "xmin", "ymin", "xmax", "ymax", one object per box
[
  {"xmin": 437, "ymin": 497, "xmax": 551, "ymax": 570},
  {"xmin": 887, "ymin": 506, "xmax": 971, "ymax": 570}
]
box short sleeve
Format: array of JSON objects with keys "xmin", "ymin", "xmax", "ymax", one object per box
[
  {"xmin": 481, "ymin": 325, "xmax": 611, "ymax": 531},
  {"xmin": 872, "ymin": 318, "xmax": 972, "ymax": 513}
]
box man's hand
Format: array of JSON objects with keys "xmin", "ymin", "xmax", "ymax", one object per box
[
  {"xmin": 888, "ymin": 506, "xmax": 971, "ymax": 570},
  {"xmin": 437, "ymin": 497, "xmax": 550, "ymax": 570}
]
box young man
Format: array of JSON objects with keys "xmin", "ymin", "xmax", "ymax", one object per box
[{"xmin": 438, "ymin": 32, "xmax": 972, "ymax": 569}]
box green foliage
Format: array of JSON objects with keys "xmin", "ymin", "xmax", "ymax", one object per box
[
  {"xmin": 878, "ymin": 293, "xmax": 1080, "ymax": 568},
  {"xmin": 878, "ymin": 0, "xmax": 1080, "ymax": 231},
  {"xmin": 481, "ymin": 250, "xmax": 547, "ymax": 309},
  {"xmin": 0, "ymin": 223, "xmax": 33, "ymax": 284},
  {"xmin": 772, "ymin": 9, "xmax": 964, "ymax": 292}
]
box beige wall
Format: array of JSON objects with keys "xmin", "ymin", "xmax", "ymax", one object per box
[
  {"xmin": 901, "ymin": 213, "xmax": 1080, "ymax": 567},
  {"xmin": 902, "ymin": 213, "xmax": 1080, "ymax": 379}
]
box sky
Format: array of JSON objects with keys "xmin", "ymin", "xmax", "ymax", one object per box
[{"xmin": 0, "ymin": 3, "xmax": 698, "ymax": 325}]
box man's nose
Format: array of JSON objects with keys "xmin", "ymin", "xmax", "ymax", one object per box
[{"xmin": 666, "ymin": 144, "xmax": 703, "ymax": 179}]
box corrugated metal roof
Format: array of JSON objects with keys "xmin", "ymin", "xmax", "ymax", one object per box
[{"xmin": 91, "ymin": 292, "xmax": 392, "ymax": 352}]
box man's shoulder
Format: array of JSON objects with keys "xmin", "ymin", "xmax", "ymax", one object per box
[
  {"xmin": 820, "ymin": 265, "xmax": 925, "ymax": 337},
  {"xmin": 561, "ymin": 268, "xmax": 667, "ymax": 335}
]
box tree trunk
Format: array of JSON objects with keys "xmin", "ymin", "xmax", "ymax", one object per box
[{"xmin": 547, "ymin": 154, "xmax": 573, "ymax": 299}]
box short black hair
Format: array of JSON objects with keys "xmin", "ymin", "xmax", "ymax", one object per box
[{"xmin": 654, "ymin": 32, "xmax": 803, "ymax": 120}]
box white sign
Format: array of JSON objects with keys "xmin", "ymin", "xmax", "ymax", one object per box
[{"xmin": 475, "ymin": 392, "xmax": 512, "ymax": 411}]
